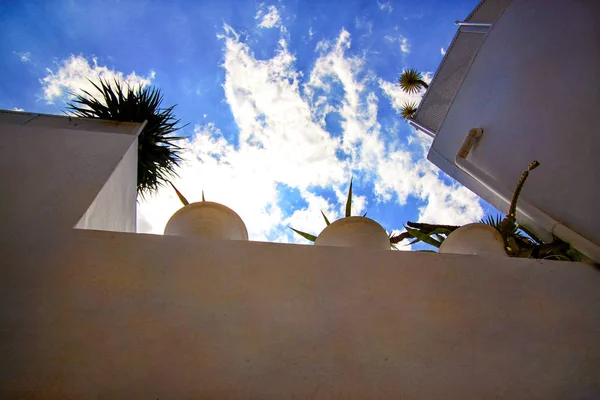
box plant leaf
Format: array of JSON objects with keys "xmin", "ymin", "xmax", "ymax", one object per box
[
  {"xmin": 320, "ymin": 210, "xmax": 331, "ymax": 226},
  {"xmin": 289, "ymin": 227, "xmax": 317, "ymax": 242},
  {"xmin": 481, "ymin": 214, "xmax": 503, "ymax": 230},
  {"xmin": 427, "ymin": 228, "xmax": 453, "ymax": 236},
  {"xmin": 169, "ymin": 182, "xmax": 189, "ymax": 206},
  {"xmin": 345, "ymin": 177, "xmax": 353, "ymax": 218},
  {"xmin": 405, "ymin": 226, "xmax": 443, "ymax": 248},
  {"xmin": 202, "ymin": 190, "xmax": 206, "ymax": 202},
  {"xmin": 362, "ymin": 212, "xmax": 368, "ymax": 217},
  {"xmin": 426, "ymin": 228, "xmax": 453, "ymax": 241}
]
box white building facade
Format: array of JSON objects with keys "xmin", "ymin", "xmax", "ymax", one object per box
[{"xmin": 411, "ymin": 0, "xmax": 600, "ymax": 262}]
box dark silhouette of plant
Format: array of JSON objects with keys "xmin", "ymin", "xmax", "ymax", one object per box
[
  {"xmin": 400, "ymin": 101, "xmax": 418, "ymax": 119},
  {"xmin": 399, "ymin": 68, "xmax": 429, "ymax": 94},
  {"xmin": 66, "ymin": 78, "xmax": 187, "ymax": 197}
]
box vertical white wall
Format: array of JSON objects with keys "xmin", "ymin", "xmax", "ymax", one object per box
[
  {"xmin": 429, "ymin": 0, "xmax": 600, "ymax": 245},
  {"xmin": 75, "ymin": 136, "xmax": 138, "ymax": 232},
  {"xmin": 0, "ymin": 113, "xmax": 141, "ymax": 238}
]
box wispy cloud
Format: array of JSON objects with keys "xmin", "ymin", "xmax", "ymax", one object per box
[
  {"xmin": 384, "ymin": 34, "xmax": 411, "ymax": 54},
  {"xmin": 377, "ymin": 1, "xmax": 393, "ymax": 13},
  {"xmin": 373, "ymin": 129, "xmax": 484, "ymax": 225},
  {"xmin": 255, "ymin": 4, "xmax": 281, "ymax": 29},
  {"xmin": 307, "ymin": 28, "xmax": 383, "ymax": 171},
  {"xmin": 355, "ymin": 16, "xmax": 373, "ymax": 36},
  {"xmin": 13, "ymin": 51, "xmax": 32, "ymax": 63},
  {"xmin": 40, "ymin": 55, "xmax": 155, "ymax": 103},
  {"xmin": 11, "ymin": 107, "xmax": 25, "ymax": 112},
  {"xmin": 400, "ymin": 37, "xmax": 410, "ymax": 53},
  {"xmin": 441, "ymin": 47, "xmax": 446, "ymax": 55}
]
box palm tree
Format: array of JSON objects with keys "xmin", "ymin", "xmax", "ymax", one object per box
[
  {"xmin": 66, "ymin": 78, "xmax": 186, "ymax": 197},
  {"xmin": 399, "ymin": 68, "xmax": 429, "ymax": 94},
  {"xmin": 400, "ymin": 101, "xmax": 418, "ymax": 119}
]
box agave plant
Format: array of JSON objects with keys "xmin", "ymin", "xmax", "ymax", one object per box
[
  {"xmin": 66, "ymin": 78, "xmax": 187, "ymax": 198},
  {"xmin": 399, "ymin": 68, "xmax": 429, "ymax": 94},
  {"xmin": 392, "ymin": 161, "xmax": 540, "ymax": 250},
  {"xmin": 290, "ymin": 178, "xmax": 367, "ymax": 243},
  {"xmin": 389, "ymin": 221, "xmax": 457, "ymax": 248}
]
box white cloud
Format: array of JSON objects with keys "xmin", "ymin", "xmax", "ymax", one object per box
[
  {"xmin": 307, "ymin": 28, "xmax": 384, "ymax": 172},
  {"xmin": 11, "ymin": 107, "xmax": 25, "ymax": 112},
  {"xmin": 441, "ymin": 47, "xmax": 446, "ymax": 55},
  {"xmin": 14, "ymin": 51, "xmax": 31, "ymax": 63},
  {"xmin": 130, "ymin": 24, "xmax": 484, "ymax": 244},
  {"xmin": 220, "ymin": 26, "xmax": 344, "ymax": 188},
  {"xmin": 40, "ymin": 55, "xmax": 155, "ymax": 103},
  {"xmin": 384, "ymin": 34, "xmax": 411, "ymax": 54},
  {"xmin": 401, "ymin": 37, "xmax": 410, "ymax": 54},
  {"xmin": 374, "ymin": 131, "xmax": 484, "ymax": 225},
  {"xmin": 256, "ymin": 4, "xmax": 281, "ymax": 29},
  {"xmin": 378, "ymin": 1, "xmax": 393, "ymax": 13},
  {"xmin": 355, "ymin": 17, "xmax": 373, "ymax": 36}
]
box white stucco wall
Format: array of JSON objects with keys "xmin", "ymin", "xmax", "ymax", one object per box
[
  {"xmin": 3, "ymin": 230, "xmax": 600, "ymax": 399},
  {"xmin": 75, "ymin": 136, "xmax": 138, "ymax": 232},
  {"xmin": 1, "ymin": 109, "xmax": 599, "ymax": 399},
  {"xmin": 428, "ymin": 0, "xmax": 600, "ymax": 246},
  {"xmin": 0, "ymin": 111, "xmax": 140, "ymax": 235}
]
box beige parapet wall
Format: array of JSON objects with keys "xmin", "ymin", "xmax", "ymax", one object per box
[
  {"xmin": 1, "ymin": 111, "xmax": 599, "ymax": 399},
  {"xmin": 2, "ymin": 231, "xmax": 600, "ymax": 399}
]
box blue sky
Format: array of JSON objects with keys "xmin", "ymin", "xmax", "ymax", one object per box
[{"xmin": 0, "ymin": 0, "xmax": 496, "ymax": 247}]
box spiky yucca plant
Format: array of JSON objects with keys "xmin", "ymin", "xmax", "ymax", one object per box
[
  {"xmin": 400, "ymin": 101, "xmax": 418, "ymax": 120},
  {"xmin": 399, "ymin": 68, "xmax": 429, "ymax": 94},
  {"xmin": 66, "ymin": 78, "xmax": 186, "ymax": 197}
]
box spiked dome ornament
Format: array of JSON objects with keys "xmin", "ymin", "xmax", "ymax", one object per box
[
  {"xmin": 164, "ymin": 183, "xmax": 248, "ymax": 240},
  {"xmin": 290, "ymin": 179, "xmax": 390, "ymax": 250}
]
